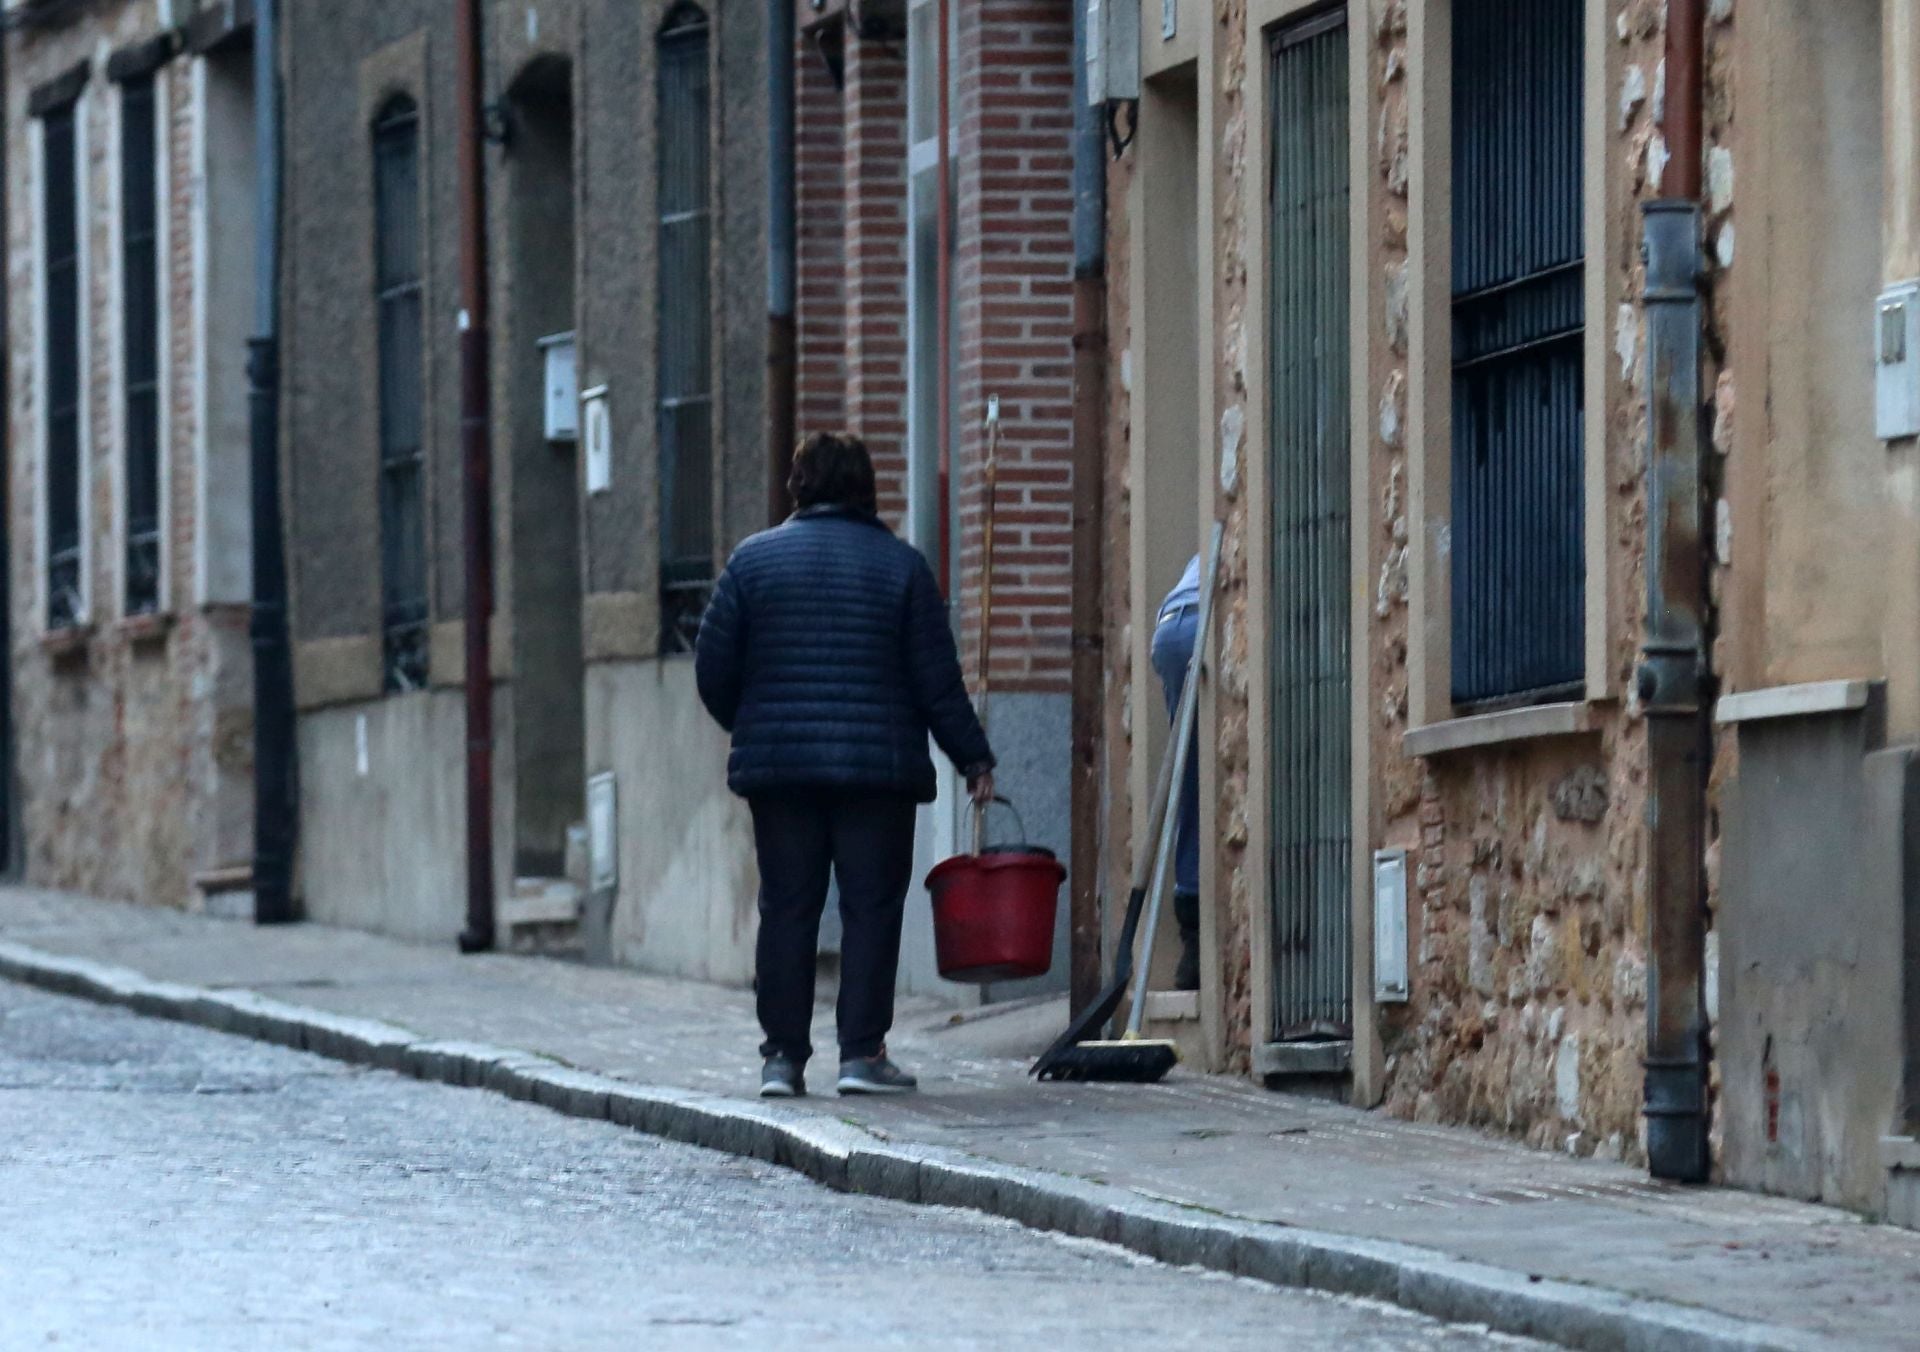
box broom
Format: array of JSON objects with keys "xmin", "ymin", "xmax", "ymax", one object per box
[{"xmin": 1032, "ymin": 521, "xmax": 1223, "ymax": 1082}]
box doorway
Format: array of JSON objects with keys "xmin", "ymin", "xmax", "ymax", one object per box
[
  {"xmin": 1132, "ymin": 66, "xmax": 1202, "ymax": 995},
  {"xmin": 1266, "ymin": 8, "xmax": 1353, "ymax": 1043},
  {"xmin": 506, "ymin": 59, "xmax": 584, "ymax": 880}
]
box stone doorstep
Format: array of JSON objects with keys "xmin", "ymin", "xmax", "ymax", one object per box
[{"xmin": 0, "ymin": 936, "xmax": 1827, "ymax": 1352}]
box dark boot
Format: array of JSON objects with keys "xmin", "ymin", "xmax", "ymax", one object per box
[{"xmin": 1173, "ymin": 890, "xmax": 1200, "ymax": 992}]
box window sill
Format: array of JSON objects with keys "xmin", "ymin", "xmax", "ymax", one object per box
[
  {"xmin": 118, "ymin": 611, "xmax": 175, "ymax": 650},
  {"xmin": 39, "ymin": 624, "xmax": 94, "ymax": 665},
  {"xmin": 1881, "ymin": 1135, "xmax": 1920, "ymax": 1172},
  {"xmin": 1715, "ymin": 679, "xmax": 1875, "ymax": 726},
  {"xmin": 1404, "ymin": 700, "xmax": 1599, "ymax": 758}
]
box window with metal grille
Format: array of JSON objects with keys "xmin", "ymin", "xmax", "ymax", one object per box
[
  {"xmin": 374, "ymin": 96, "xmax": 429, "ymax": 691},
  {"xmin": 657, "ymin": 3, "xmax": 713, "ymax": 654},
  {"xmin": 1449, "ymin": 0, "xmax": 1585, "ymax": 708},
  {"xmin": 121, "ymin": 75, "xmax": 162, "ymax": 616},
  {"xmin": 43, "ymin": 103, "xmax": 83, "ymax": 631}
]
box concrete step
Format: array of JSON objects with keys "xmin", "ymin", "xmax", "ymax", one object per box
[{"xmin": 501, "ymin": 878, "xmax": 583, "ymax": 958}]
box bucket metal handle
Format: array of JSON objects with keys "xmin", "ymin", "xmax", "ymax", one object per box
[{"xmin": 970, "ymin": 793, "xmax": 1028, "ymax": 856}]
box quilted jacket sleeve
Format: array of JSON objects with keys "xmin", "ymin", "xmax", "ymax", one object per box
[
  {"xmin": 695, "ymin": 564, "xmax": 747, "ymax": 733},
  {"xmin": 903, "ymin": 556, "xmax": 995, "ymax": 776}
]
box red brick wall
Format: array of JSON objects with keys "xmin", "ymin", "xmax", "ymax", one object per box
[
  {"xmin": 951, "ymin": 2, "xmax": 1075, "ymax": 694},
  {"xmin": 794, "ymin": 34, "xmax": 847, "ymax": 443},
  {"xmin": 840, "ymin": 35, "xmax": 909, "ymax": 526},
  {"xmin": 795, "ymin": 9, "xmax": 1076, "ymax": 694}
]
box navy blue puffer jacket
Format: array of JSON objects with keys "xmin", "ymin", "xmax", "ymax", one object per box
[{"xmin": 694, "ymin": 506, "xmax": 995, "ymax": 803}]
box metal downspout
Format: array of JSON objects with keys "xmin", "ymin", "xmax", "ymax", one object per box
[
  {"xmin": 249, "ymin": 0, "xmax": 298, "ymax": 924},
  {"xmin": 767, "ymin": 0, "xmax": 797, "ymax": 525},
  {"xmin": 1638, "ymin": 0, "xmax": 1710, "ymax": 1183},
  {"xmin": 455, "ymin": 0, "xmax": 497, "ymax": 954},
  {"xmin": 1068, "ymin": 0, "xmax": 1108, "ymax": 1014}
]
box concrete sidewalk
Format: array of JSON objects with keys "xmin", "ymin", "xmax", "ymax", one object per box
[{"xmin": 2, "ymin": 886, "xmax": 1913, "ymax": 1350}]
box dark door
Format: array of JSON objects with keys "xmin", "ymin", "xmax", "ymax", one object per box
[{"xmin": 1268, "ymin": 7, "xmax": 1352, "ymax": 1043}]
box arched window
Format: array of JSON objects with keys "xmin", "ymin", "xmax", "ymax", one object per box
[
  {"xmin": 372, "ymin": 95, "xmax": 428, "ymax": 690},
  {"xmin": 656, "ymin": 3, "xmax": 712, "ymax": 653}
]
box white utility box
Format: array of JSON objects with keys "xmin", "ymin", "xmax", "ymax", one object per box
[
  {"xmin": 539, "ymin": 331, "xmax": 578, "ymax": 442},
  {"xmin": 1877, "ymin": 283, "xmax": 1920, "ymax": 441},
  {"xmin": 581, "ymin": 384, "xmax": 611, "ymax": 494},
  {"xmin": 1373, "ymin": 848, "xmax": 1410, "ymax": 1003}
]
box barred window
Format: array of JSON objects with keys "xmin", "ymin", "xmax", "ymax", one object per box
[
  {"xmin": 656, "ymin": 3, "xmax": 713, "ymax": 654},
  {"xmin": 1449, "ymin": 0, "xmax": 1586, "ymax": 707},
  {"xmin": 44, "ymin": 102, "xmax": 83, "ymax": 630},
  {"xmin": 121, "ymin": 74, "xmax": 162, "ymax": 616},
  {"xmin": 373, "ymin": 96, "xmax": 429, "ymax": 691}
]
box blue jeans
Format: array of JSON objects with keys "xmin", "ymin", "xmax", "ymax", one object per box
[{"xmin": 1150, "ymin": 603, "xmax": 1200, "ymax": 899}]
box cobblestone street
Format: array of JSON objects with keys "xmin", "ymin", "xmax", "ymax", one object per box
[{"xmin": 0, "ymin": 981, "xmax": 1544, "ymax": 1350}]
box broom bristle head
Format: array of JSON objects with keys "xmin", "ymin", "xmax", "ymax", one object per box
[{"xmin": 1033, "ymin": 1039, "xmax": 1178, "ymax": 1083}]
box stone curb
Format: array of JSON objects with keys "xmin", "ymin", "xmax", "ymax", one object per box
[{"xmin": 0, "ymin": 940, "xmax": 1825, "ymax": 1352}]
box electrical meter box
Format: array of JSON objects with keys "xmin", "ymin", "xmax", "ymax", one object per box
[
  {"xmin": 539, "ymin": 331, "xmax": 578, "ymax": 442},
  {"xmin": 1373, "ymin": 848, "xmax": 1410, "ymax": 1003},
  {"xmin": 1085, "ymin": 0, "xmax": 1140, "ymax": 105},
  {"xmin": 1877, "ymin": 283, "xmax": 1920, "ymax": 441}
]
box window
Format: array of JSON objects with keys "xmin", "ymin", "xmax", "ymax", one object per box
[
  {"xmin": 905, "ymin": 0, "xmax": 954, "ymax": 576},
  {"xmin": 1449, "ymin": 0, "xmax": 1585, "ymax": 707},
  {"xmin": 43, "ymin": 102, "xmax": 83, "ymax": 631},
  {"xmin": 373, "ymin": 96, "xmax": 429, "ymax": 691},
  {"xmin": 121, "ymin": 74, "xmax": 162, "ymax": 616},
  {"xmin": 656, "ymin": 3, "xmax": 713, "ymax": 654}
]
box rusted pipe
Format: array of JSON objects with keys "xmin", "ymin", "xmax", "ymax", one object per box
[
  {"xmin": 935, "ymin": 0, "xmax": 952, "ymax": 594},
  {"xmin": 455, "ymin": 0, "xmax": 497, "ymax": 954},
  {"xmin": 1661, "ymin": 0, "xmax": 1705, "ymax": 198},
  {"xmin": 1637, "ymin": 0, "xmax": 1711, "ymax": 1182},
  {"xmin": 1068, "ymin": 0, "xmax": 1107, "ymax": 1014}
]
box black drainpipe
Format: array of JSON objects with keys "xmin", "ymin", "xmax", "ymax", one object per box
[
  {"xmin": 1637, "ymin": 0, "xmax": 1710, "ymax": 1183},
  {"xmin": 249, "ymin": 0, "xmax": 298, "ymax": 924},
  {"xmin": 1067, "ymin": 0, "xmax": 1107, "ymax": 1015}
]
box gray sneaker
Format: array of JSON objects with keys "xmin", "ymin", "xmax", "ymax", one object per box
[
  {"xmin": 760, "ymin": 1054, "xmax": 806, "ymax": 1098},
  {"xmin": 836, "ymin": 1050, "xmax": 918, "ymax": 1095}
]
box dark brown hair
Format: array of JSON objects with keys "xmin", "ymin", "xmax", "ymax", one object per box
[{"xmin": 787, "ymin": 431, "xmax": 878, "ymax": 516}]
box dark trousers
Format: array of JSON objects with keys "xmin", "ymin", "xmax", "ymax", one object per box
[{"xmin": 749, "ymin": 792, "xmax": 918, "ymax": 1064}]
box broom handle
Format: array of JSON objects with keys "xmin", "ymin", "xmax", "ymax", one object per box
[
  {"xmin": 1126, "ymin": 522, "xmax": 1224, "ymax": 1040},
  {"xmin": 973, "ymin": 397, "xmax": 1001, "ymax": 856}
]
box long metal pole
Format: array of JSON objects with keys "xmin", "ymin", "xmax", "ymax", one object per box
[
  {"xmin": 1067, "ymin": 0, "xmax": 1108, "ymax": 1013},
  {"xmin": 1638, "ymin": 0, "xmax": 1710, "ymax": 1182},
  {"xmin": 766, "ymin": 0, "xmax": 797, "ymax": 524},
  {"xmin": 455, "ymin": 0, "xmax": 497, "ymax": 953},
  {"xmin": 249, "ymin": 0, "xmax": 298, "ymax": 924}
]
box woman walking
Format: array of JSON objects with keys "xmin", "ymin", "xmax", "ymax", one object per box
[{"xmin": 695, "ymin": 432, "xmax": 995, "ymax": 1098}]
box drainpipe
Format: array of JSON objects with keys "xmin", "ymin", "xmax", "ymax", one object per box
[
  {"xmin": 455, "ymin": 0, "xmax": 497, "ymax": 954},
  {"xmin": 767, "ymin": 0, "xmax": 796, "ymax": 524},
  {"xmin": 1637, "ymin": 0, "xmax": 1710, "ymax": 1183},
  {"xmin": 0, "ymin": 23, "xmax": 15, "ymax": 875},
  {"xmin": 1067, "ymin": 0, "xmax": 1107, "ymax": 1014},
  {"xmin": 935, "ymin": 0, "xmax": 952, "ymax": 595},
  {"xmin": 249, "ymin": 0, "xmax": 298, "ymax": 924}
]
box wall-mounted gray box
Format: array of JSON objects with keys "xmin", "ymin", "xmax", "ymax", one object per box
[{"xmin": 1085, "ymin": 0, "xmax": 1140, "ymax": 105}]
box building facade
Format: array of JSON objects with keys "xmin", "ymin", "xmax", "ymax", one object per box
[
  {"xmin": 4, "ymin": 0, "xmax": 258, "ymax": 915},
  {"xmin": 1099, "ymin": 0, "xmax": 1920, "ymax": 1225},
  {"xmin": 278, "ymin": 0, "xmax": 769, "ymax": 973}
]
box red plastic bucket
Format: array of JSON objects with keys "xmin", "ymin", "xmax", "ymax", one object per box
[{"xmin": 926, "ymin": 842, "xmax": 1065, "ymax": 984}]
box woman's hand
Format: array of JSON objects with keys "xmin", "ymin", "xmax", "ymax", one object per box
[{"xmin": 968, "ymin": 771, "xmax": 996, "ymax": 806}]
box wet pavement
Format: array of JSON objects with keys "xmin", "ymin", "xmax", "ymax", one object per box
[{"xmin": 0, "ymin": 981, "xmax": 1542, "ymax": 1350}]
